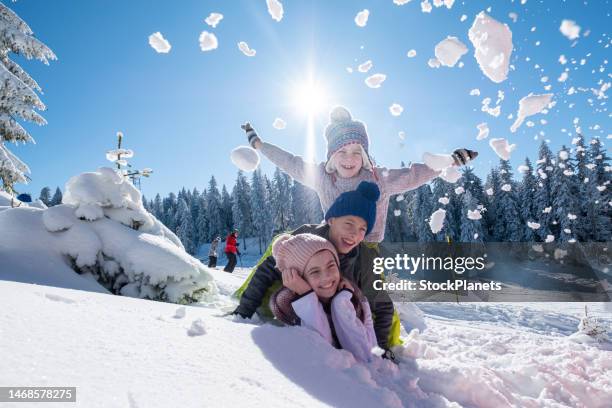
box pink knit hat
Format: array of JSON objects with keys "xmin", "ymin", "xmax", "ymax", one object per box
[{"xmin": 272, "ymin": 233, "xmax": 339, "ymax": 276}]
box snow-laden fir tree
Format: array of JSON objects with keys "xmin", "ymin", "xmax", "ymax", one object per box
[
  {"xmin": 176, "ymin": 197, "xmax": 196, "ymax": 254},
  {"xmin": 290, "ymin": 182, "xmax": 323, "ymax": 229},
  {"xmin": 533, "ymin": 141, "xmax": 554, "ymax": 241},
  {"xmin": 460, "ymin": 167, "xmax": 488, "ymax": 240},
  {"xmin": 0, "ymin": 3, "xmax": 56, "ymax": 194},
  {"xmin": 583, "ymin": 137, "xmax": 611, "ymax": 241},
  {"xmin": 206, "ymin": 176, "xmax": 224, "ymax": 241},
  {"xmin": 460, "ymin": 190, "xmax": 484, "ymax": 243},
  {"xmin": 550, "ymin": 145, "xmax": 578, "ymax": 242},
  {"xmin": 232, "ymin": 170, "xmax": 253, "ymax": 248},
  {"xmin": 163, "ymin": 192, "xmax": 177, "ymax": 231},
  {"xmin": 38, "ymin": 186, "xmax": 51, "ymax": 206},
  {"xmin": 220, "ymin": 185, "xmax": 234, "ymax": 234},
  {"xmin": 518, "ymin": 158, "xmax": 538, "ymax": 241},
  {"xmin": 413, "ymin": 184, "xmax": 435, "ymax": 242},
  {"xmin": 572, "ymin": 134, "xmax": 591, "ymax": 241},
  {"xmin": 495, "ymin": 159, "xmax": 522, "ymax": 242},
  {"xmin": 250, "ymin": 169, "xmax": 273, "ymax": 253},
  {"xmin": 272, "ymin": 167, "xmax": 293, "ymax": 232},
  {"xmin": 195, "ymin": 191, "xmax": 209, "ymax": 246},
  {"xmin": 484, "ymin": 167, "xmax": 500, "ymax": 241},
  {"xmin": 49, "ymin": 186, "xmax": 62, "ymax": 206}
]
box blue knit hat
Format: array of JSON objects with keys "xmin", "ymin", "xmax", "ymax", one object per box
[
  {"xmin": 324, "ymin": 106, "xmax": 373, "ymax": 173},
  {"xmin": 324, "ymin": 181, "xmax": 380, "ymax": 235}
]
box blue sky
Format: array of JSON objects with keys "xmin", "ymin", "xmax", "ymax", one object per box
[{"xmin": 8, "ymin": 0, "xmax": 611, "ymax": 198}]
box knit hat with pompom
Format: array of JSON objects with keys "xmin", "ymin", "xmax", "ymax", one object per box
[
  {"xmin": 324, "ymin": 106, "xmax": 373, "ymax": 173},
  {"xmin": 272, "ymin": 233, "xmax": 339, "ymax": 276},
  {"xmin": 324, "ymin": 181, "xmax": 380, "ymax": 235}
]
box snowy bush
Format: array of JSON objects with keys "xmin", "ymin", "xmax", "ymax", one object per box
[{"xmin": 32, "ymin": 167, "xmax": 215, "ymax": 303}]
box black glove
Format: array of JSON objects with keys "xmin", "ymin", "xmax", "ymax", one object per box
[
  {"xmin": 231, "ymin": 307, "xmax": 251, "ymax": 319},
  {"xmin": 241, "ymin": 122, "xmax": 261, "ymax": 148},
  {"xmin": 381, "ymin": 349, "xmax": 398, "ymax": 364},
  {"xmin": 451, "ymin": 148, "xmax": 478, "ymax": 166},
  {"xmin": 237, "ymin": 251, "xmax": 241, "ymax": 256}
]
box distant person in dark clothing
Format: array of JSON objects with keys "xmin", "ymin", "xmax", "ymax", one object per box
[
  {"xmin": 223, "ymin": 230, "xmax": 240, "ymax": 273},
  {"xmin": 208, "ymin": 236, "xmax": 221, "ymax": 268}
]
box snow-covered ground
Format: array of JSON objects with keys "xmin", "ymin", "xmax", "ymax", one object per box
[{"xmin": 2, "ymin": 265, "xmax": 610, "ymax": 408}]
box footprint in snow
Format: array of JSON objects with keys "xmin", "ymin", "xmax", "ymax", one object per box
[
  {"xmin": 45, "ymin": 293, "xmax": 76, "ymax": 304},
  {"xmin": 187, "ymin": 318, "xmax": 207, "ymax": 336}
]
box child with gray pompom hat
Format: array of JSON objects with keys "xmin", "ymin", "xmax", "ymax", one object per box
[{"xmin": 242, "ymin": 106, "xmax": 477, "ymax": 243}]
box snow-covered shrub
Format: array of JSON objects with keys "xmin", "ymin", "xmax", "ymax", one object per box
[
  {"xmin": 576, "ymin": 306, "xmax": 609, "ymax": 343},
  {"xmin": 41, "ymin": 167, "xmax": 216, "ymax": 303}
]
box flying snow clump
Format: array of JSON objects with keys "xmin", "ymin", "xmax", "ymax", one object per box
[
  {"xmin": 434, "ymin": 36, "xmax": 468, "ymax": 67},
  {"xmin": 148, "ymin": 32, "xmax": 171, "ymax": 53},
  {"xmin": 205, "ymin": 13, "xmax": 223, "ymax": 28},
  {"xmin": 468, "ymin": 12, "xmax": 513, "ymax": 83},
  {"xmin": 365, "ymin": 73, "xmax": 386, "ymax": 88},
  {"xmin": 199, "ymin": 31, "xmax": 218, "ymax": 51},
  {"xmin": 237, "ymin": 42, "xmax": 256, "ymax": 57},
  {"xmin": 559, "ymin": 19, "xmax": 581, "ymax": 40},
  {"xmin": 355, "ymin": 9, "xmax": 369, "ymax": 27},
  {"xmin": 267, "ymin": 0, "xmax": 284, "ymax": 22}
]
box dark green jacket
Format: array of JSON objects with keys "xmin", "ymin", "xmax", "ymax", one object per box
[{"xmin": 234, "ymin": 224, "xmax": 394, "ymax": 348}]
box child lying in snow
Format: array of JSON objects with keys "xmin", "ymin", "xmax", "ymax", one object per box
[
  {"xmin": 243, "ymin": 106, "xmax": 477, "ymax": 243},
  {"xmin": 269, "ymin": 232, "xmax": 379, "ymax": 363}
]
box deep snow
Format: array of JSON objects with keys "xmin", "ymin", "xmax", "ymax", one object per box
[{"xmin": 2, "ymin": 265, "xmax": 610, "ymax": 408}]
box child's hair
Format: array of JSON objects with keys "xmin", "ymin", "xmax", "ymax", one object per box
[
  {"xmin": 271, "ymin": 233, "xmax": 339, "ymax": 275},
  {"xmin": 324, "ymin": 106, "xmax": 374, "ymax": 174}
]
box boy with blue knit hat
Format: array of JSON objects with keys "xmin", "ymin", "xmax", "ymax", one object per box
[
  {"xmin": 243, "ymin": 106, "xmax": 478, "ymax": 243},
  {"xmin": 233, "ymin": 182, "xmax": 398, "ymax": 358}
]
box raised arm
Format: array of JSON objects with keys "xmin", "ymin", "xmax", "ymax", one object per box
[
  {"xmin": 242, "ymin": 123, "xmax": 323, "ymax": 190},
  {"xmin": 382, "ymin": 163, "xmax": 441, "ymax": 196}
]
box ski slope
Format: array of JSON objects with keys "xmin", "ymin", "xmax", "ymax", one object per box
[{"xmin": 2, "ymin": 266, "xmax": 610, "ymax": 408}]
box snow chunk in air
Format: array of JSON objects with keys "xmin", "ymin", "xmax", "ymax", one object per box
[
  {"xmin": 355, "ymin": 10, "xmax": 369, "ymax": 27},
  {"xmin": 489, "ymin": 138, "xmax": 516, "ymax": 160},
  {"xmin": 407, "ymin": 49, "xmax": 417, "ymax": 58},
  {"xmin": 267, "ymin": 0, "xmax": 284, "ymax": 22},
  {"xmin": 467, "ymin": 209, "xmax": 482, "ymax": 220},
  {"xmin": 204, "ymin": 13, "xmax": 223, "ymax": 28},
  {"xmin": 148, "ymin": 32, "xmax": 171, "ymax": 54},
  {"xmin": 199, "ymin": 31, "xmax": 218, "ymax": 52},
  {"xmin": 238, "ymin": 41, "xmax": 256, "ymax": 57},
  {"xmin": 358, "ymin": 60, "xmax": 373, "ymax": 73},
  {"xmin": 560, "ymin": 19, "xmax": 581, "ymax": 40},
  {"xmin": 434, "ymin": 36, "xmax": 468, "ymax": 67},
  {"xmin": 365, "ymin": 73, "xmax": 386, "ymax": 88},
  {"xmin": 231, "ymin": 146, "xmax": 260, "ymax": 172},
  {"xmin": 510, "ymin": 93, "xmax": 553, "ymax": 133},
  {"xmin": 389, "ymin": 103, "xmax": 404, "ymax": 116},
  {"xmin": 272, "ymin": 118, "xmax": 286, "ymax": 130},
  {"xmin": 468, "ymin": 12, "xmax": 513, "ymax": 83},
  {"xmin": 429, "ymin": 209, "xmax": 446, "ymax": 233},
  {"xmin": 477, "ymin": 123, "xmax": 489, "ymax": 140}
]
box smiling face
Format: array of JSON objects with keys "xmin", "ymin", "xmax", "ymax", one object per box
[
  {"xmin": 303, "ymin": 249, "xmax": 340, "ymax": 300},
  {"xmin": 327, "ymin": 215, "xmax": 368, "ymax": 254},
  {"xmin": 332, "ymin": 144, "xmax": 364, "ymax": 178}
]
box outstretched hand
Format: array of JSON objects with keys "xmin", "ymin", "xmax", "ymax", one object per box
[
  {"xmin": 281, "ymin": 268, "xmax": 311, "ymax": 295},
  {"xmin": 242, "ymin": 122, "xmax": 261, "ymax": 149},
  {"xmin": 451, "ymin": 148, "xmax": 478, "ymax": 166}
]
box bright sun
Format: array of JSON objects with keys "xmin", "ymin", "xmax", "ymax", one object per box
[{"xmin": 291, "ymin": 80, "xmax": 329, "ymax": 116}]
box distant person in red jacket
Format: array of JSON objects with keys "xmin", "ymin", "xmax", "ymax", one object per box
[{"xmin": 223, "ymin": 229, "xmax": 240, "ymax": 273}]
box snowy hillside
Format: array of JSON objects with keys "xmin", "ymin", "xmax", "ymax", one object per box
[{"xmin": 2, "ymin": 267, "xmax": 610, "ymax": 408}]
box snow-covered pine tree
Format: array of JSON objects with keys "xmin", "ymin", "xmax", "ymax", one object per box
[
  {"xmin": 189, "ymin": 187, "xmax": 201, "ymax": 246},
  {"xmin": 175, "ymin": 197, "xmax": 196, "ymax": 254},
  {"xmin": 152, "ymin": 193, "xmax": 162, "ymax": 220},
  {"xmin": 551, "ymin": 145, "xmax": 578, "ymax": 242},
  {"xmin": 250, "ymin": 169, "xmax": 273, "ymax": 253},
  {"xmin": 38, "ymin": 186, "xmax": 51, "ymax": 206},
  {"xmin": 49, "ymin": 186, "xmax": 62, "ymax": 206},
  {"xmin": 518, "ymin": 158, "xmax": 538, "ymax": 241},
  {"xmin": 163, "ymin": 192, "xmax": 178, "ymax": 232},
  {"xmin": 572, "ymin": 134, "xmax": 590, "ymax": 241},
  {"xmin": 290, "ymin": 181, "xmax": 309, "ymax": 228},
  {"xmin": 272, "ymin": 167, "xmax": 293, "ymax": 232},
  {"xmin": 232, "ymin": 170, "xmax": 253, "ymax": 248},
  {"xmin": 195, "ymin": 191, "xmax": 209, "ymax": 246},
  {"xmin": 0, "ymin": 3, "xmax": 56, "ymax": 194},
  {"xmin": 460, "ymin": 190, "xmax": 484, "ymax": 242},
  {"xmin": 206, "ymin": 176, "xmax": 224, "ymax": 241},
  {"xmin": 220, "ymin": 185, "xmax": 234, "ymax": 234},
  {"xmin": 484, "ymin": 167, "xmax": 500, "ymax": 241},
  {"xmin": 583, "ymin": 137, "xmax": 611, "ymax": 241},
  {"xmin": 413, "ymin": 184, "xmax": 435, "ymax": 242},
  {"xmin": 533, "ymin": 141, "xmax": 554, "ymax": 241},
  {"xmin": 496, "ymin": 159, "xmax": 522, "ymax": 242}
]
